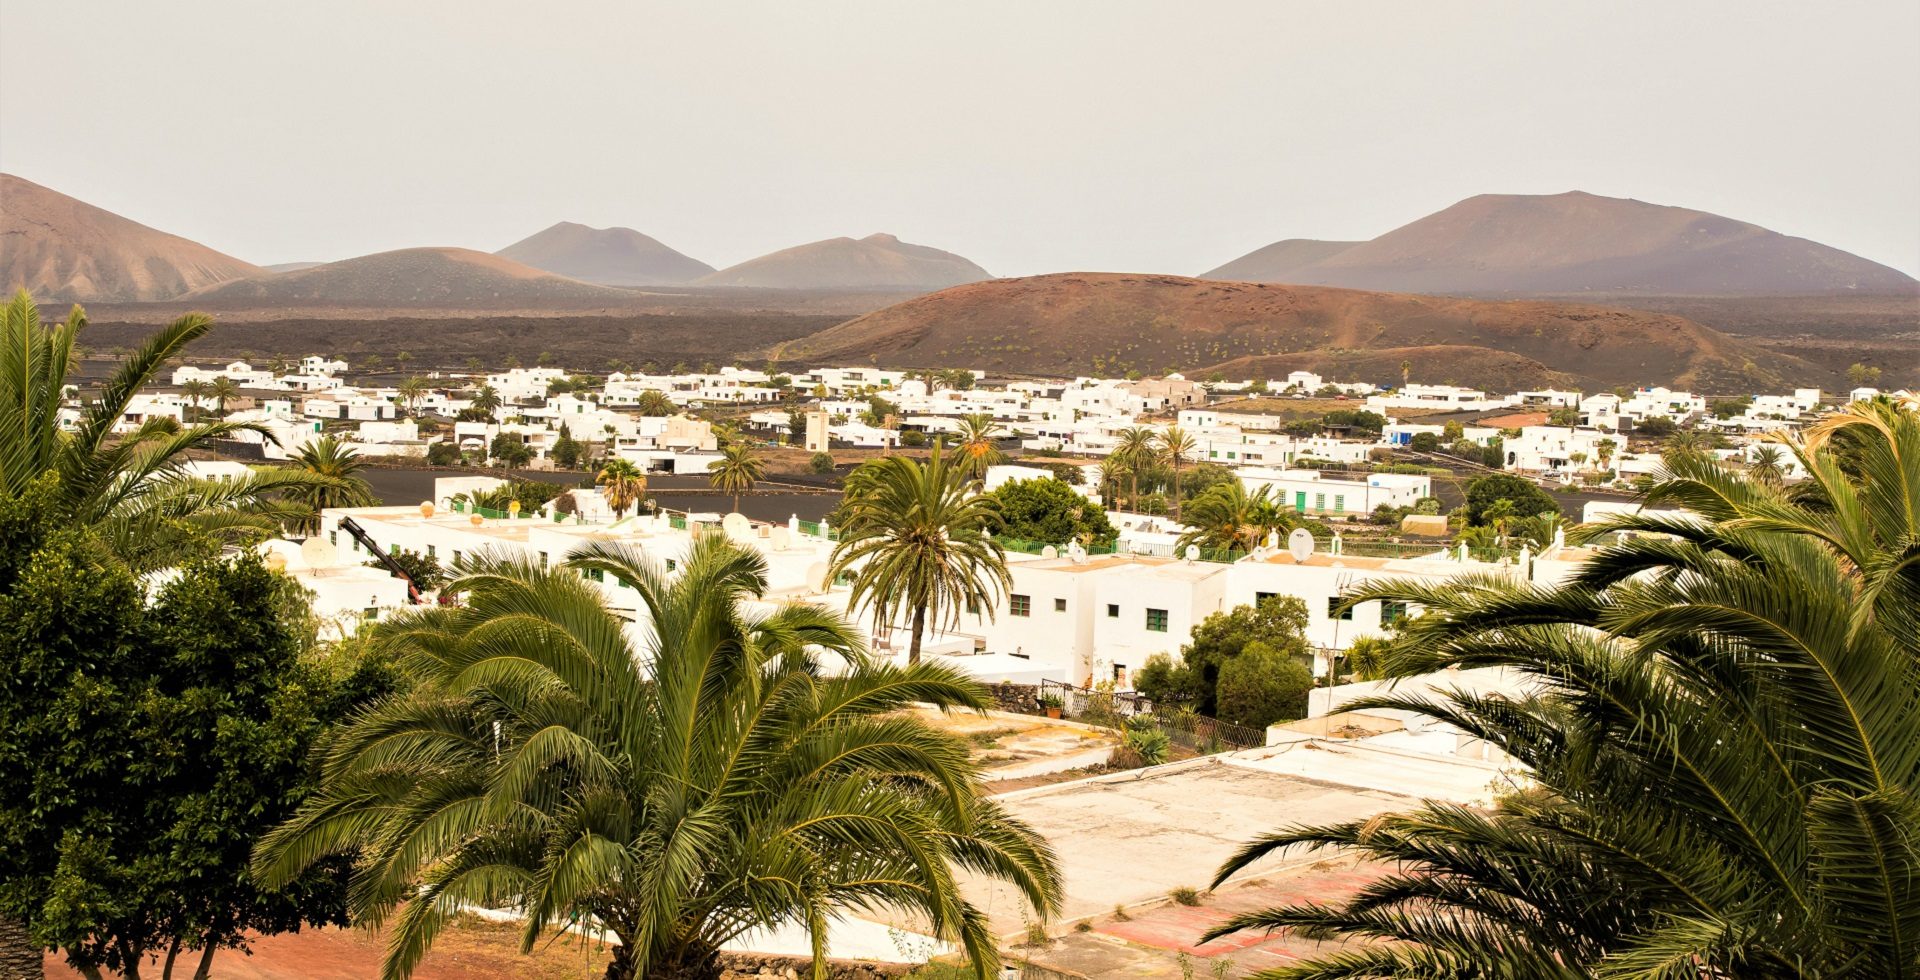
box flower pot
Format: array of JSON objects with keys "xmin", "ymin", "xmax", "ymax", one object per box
[{"xmin": 1045, "ymin": 706, "xmax": 1062, "ymax": 720}]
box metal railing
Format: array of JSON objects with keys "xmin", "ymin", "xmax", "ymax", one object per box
[{"xmin": 1034, "ymin": 679, "xmax": 1266, "ymax": 752}]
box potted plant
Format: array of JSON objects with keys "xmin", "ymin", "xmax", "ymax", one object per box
[{"xmin": 1038, "ymin": 692, "xmax": 1064, "ymax": 720}]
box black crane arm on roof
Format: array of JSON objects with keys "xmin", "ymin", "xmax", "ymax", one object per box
[{"xmin": 336, "ymin": 516, "xmax": 424, "ymax": 604}]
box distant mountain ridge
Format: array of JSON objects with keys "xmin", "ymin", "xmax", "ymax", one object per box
[
  {"xmin": 779, "ymin": 271, "xmax": 1822, "ymax": 391},
  {"xmin": 496, "ymin": 221, "xmax": 713, "ymax": 286},
  {"xmin": 698, "ymin": 233, "xmax": 990, "ymax": 290},
  {"xmin": 1205, "ymin": 191, "xmax": 1918, "ymax": 296},
  {"xmin": 187, "ymin": 247, "xmax": 640, "ymax": 307},
  {"xmin": 1, "ymin": 173, "xmax": 261, "ymax": 302}
]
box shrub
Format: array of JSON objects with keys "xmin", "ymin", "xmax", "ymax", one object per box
[
  {"xmin": 1111, "ymin": 716, "xmax": 1171, "ymax": 769},
  {"xmin": 900, "ymin": 429, "xmax": 927, "ymax": 447},
  {"xmin": 1409, "ymin": 432, "xmax": 1439, "ymax": 453},
  {"xmin": 809, "ymin": 452, "xmax": 836, "ymax": 475},
  {"xmin": 1170, "ymin": 887, "xmax": 1204, "ymax": 907}
]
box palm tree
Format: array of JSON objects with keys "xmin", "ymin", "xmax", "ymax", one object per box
[
  {"xmin": 596, "ymin": 457, "xmax": 646, "ymax": 519},
  {"xmin": 252, "ymin": 536, "xmax": 1063, "ymax": 980},
  {"xmin": 1399, "ymin": 359, "xmax": 1411, "ymax": 388},
  {"xmin": 830, "ymin": 448, "xmax": 1011, "ymax": 665},
  {"xmin": 0, "ymin": 291, "xmax": 340, "ymax": 571},
  {"xmin": 1747, "ymin": 443, "xmax": 1786, "ymax": 486},
  {"xmin": 396, "ymin": 375, "xmax": 430, "ymax": 417},
  {"xmin": 1111, "ymin": 426, "xmax": 1158, "ymax": 511},
  {"xmin": 179, "ymin": 378, "xmax": 210, "ymax": 421},
  {"xmin": 706, "ymin": 442, "xmax": 764, "ymax": 512},
  {"xmin": 1175, "ymin": 481, "xmax": 1290, "ymax": 555},
  {"xmin": 634, "ymin": 389, "xmax": 676, "ymax": 416},
  {"xmin": 1596, "ymin": 437, "xmax": 1618, "ymax": 475},
  {"xmin": 953, "ymin": 413, "xmax": 1005, "ymax": 481},
  {"xmin": 1157, "ymin": 425, "xmax": 1196, "ymax": 519},
  {"xmin": 1204, "ymin": 400, "xmax": 1920, "ymax": 977},
  {"xmin": 469, "ymin": 383, "xmax": 502, "ymax": 414},
  {"xmin": 285, "ymin": 435, "xmax": 376, "ymax": 533},
  {"xmin": 208, "ymin": 375, "xmax": 239, "ymax": 417}
]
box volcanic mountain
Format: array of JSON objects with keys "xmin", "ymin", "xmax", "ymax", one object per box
[
  {"xmin": 1204, "ymin": 191, "xmax": 1918, "ymax": 296},
  {"xmin": 186, "ymin": 247, "xmax": 640, "ymax": 307},
  {"xmin": 698, "ymin": 233, "xmax": 990, "ymax": 290},
  {"xmin": 780, "ymin": 272, "xmax": 1821, "ymax": 391},
  {"xmin": 496, "ymin": 221, "xmax": 713, "ymax": 286},
  {"xmin": 1, "ymin": 173, "xmax": 261, "ymax": 302}
]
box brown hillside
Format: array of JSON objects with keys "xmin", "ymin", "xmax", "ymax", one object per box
[
  {"xmin": 496, "ymin": 221, "xmax": 713, "ymax": 286},
  {"xmin": 186, "ymin": 247, "xmax": 643, "ymax": 308},
  {"xmin": 698, "ymin": 233, "xmax": 989, "ymax": 290},
  {"xmin": 1206, "ymin": 191, "xmax": 1917, "ymax": 296},
  {"xmin": 1201, "ymin": 239, "xmax": 1361, "ymax": 282},
  {"xmin": 1, "ymin": 173, "xmax": 261, "ymax": 302},
  {"xmin": 780, "ymin": 272, "xmax": 1823, "ymax": 391}
]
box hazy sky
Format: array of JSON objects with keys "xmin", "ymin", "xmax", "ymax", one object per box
[{"xmin": 5, "ymin": 1, "xmax": 1917, "ymax": 276}]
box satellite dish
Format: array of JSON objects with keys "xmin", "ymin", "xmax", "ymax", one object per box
[
  {"xmin": 300, "ymin": 536, "xmax": 338, "ymax": 569},
  {"xmin": 1265, "ymin": 529, "xmax": 1279, "ymax": 550},
  {"xmin": 769, "ymin": 526, "xmax": 791, "ymax": 551},
  {"xmin": 804, "ymin": 562, "xmax": 831, "ymax": 593},
  {"xmin": 1287, "ymin": 528, "xmax": 1315, "ymax": 562},
  {"xmin": 1040, "ymin": 545, "xmax": 1058, "ymax": 559},
  {"xmin": 1184, "ymin": 544, "xmax": 1200, "ymax": 562},
  {"xmin": 722, "ymin": 512, "xmax": 752, "ymax": 541}
]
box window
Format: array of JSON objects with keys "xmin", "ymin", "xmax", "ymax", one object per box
[
  {"xmin": 1314, "ymin": 493, "xmax": 1326, "ymax": 512},
  {"xmin": 666, "ymin": 559, "xmax": 677, "ymax": 572},
  {"xmin": 966, "ymin": 598, "xmax": 981, "ymax": 615},
  {"xmin": 538, "ymin": 551, "xmax": 547, "ymax": 568},
  {"xmin": 586, "ymin": 568, "xmax": 605, "ymax": 583},
  {"xmin": 389, "ymin": 543, "xmax": 400, "ymax": 556},
  {"xmin": 1256, "ymin": 591, "xmax": 1277, "ymax": 605},
  {"xmin": 1107, "ymin": 603, "xmax": 1119, "ymax": 618},
  {"xmin": 452, "ymin": 550, "xmax": 463, "ymax": 564},
  {"xmin": 1334, "ymin": 494, "xmax": 1345, "ymax": 513},
  {"xmin": 1145, "ymin": 608, "xmax": 1169, "ymax": 632},
  {"xmin": 1010, "ymin": 594, "xmax": 1031, "ymax": 617},
  {"xmin": 1382, "ymin": 600, "xmax": 1407, "ymax": 626},
  {"xmin": 1054, "ymin": 597, "xmax": 1067, "ymax": 612},
  {"xmin": 329, "ymin": 531, "xmax": 337, "ymax": 547},
  {"xmin": 426, "ymin": 545, "xmax": 436, "ymax": 559},
  {"xmin": 1328, "ymin": 597, "xmax": 1354, "ymax": 621}
]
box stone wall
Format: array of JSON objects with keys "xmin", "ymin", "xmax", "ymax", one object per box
[
  {"xmin": 717, "ymin": 951, "xmax": 912, "ymax": 980},
  {"xmin": 985, "ymin": 681, "xmax": 1042, "ymax": 714}
]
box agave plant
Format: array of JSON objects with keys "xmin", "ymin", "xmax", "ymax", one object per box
[
  {"xmin": 0, "ymin": 290, "xmax": 343, "ymax": 571},
  {"xmin": 1202, "ymin": 398, "xmax": 1920, "ymax": 977},
  {"xmin": 253, "ymin": 535, "xmax": 1061, "ymax": 980}
]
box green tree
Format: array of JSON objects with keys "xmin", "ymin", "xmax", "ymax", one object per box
[
  {"xmin": 286, "ymin": 435, "xmax": 377, "ymax": 534},
  {"xmin": 1176, "ymin": 481, "xmax": 1294, "ymax": 555},
  {"xmin": 707, "ymin": 443, "xmax": 764, "ymax": 512},
  {"xmin": 1109, "ymin": 426, "xmax": 1159, "ymax": 511},
  {"xmin": 207, "ymin": 376, "xmax": 239, "ymax": 418},
  {"xmin": 634, "ymin": 389, "xmax": 676, "ymax": 416},
  {"xmin": 809, "ymin": 451, "xmax": 836, "ymax": 475},
  {"xmin": 369, "ymin": 547, "xmax": 444, "ymax": 591},
  {"xmin": 0, "ymin": 480, "xmax": 391, "ymax": 979},
  {"xmin": 1845, "ymin": 362, "xmax": 1881, "ymax": 388},
  {"xmin": 1205, "ymin": 399, "xmax": 1920, "ymax": 976},
  {"xmin": 1214, "ymin": 640, "xmax": 1314, "ymax": 729},
  {"xmin": 1, "ymin": 291, "xmax": 338, "ymax": 573},
  {"xmin": 831, "ymin": 449, "xmax": 1010, "ymax": 665},
  {"xmin": 1461, "ymin": 473, "xmax": 1558, "ymax": 526},
  {"xmin": 488, "ymin": 432, "xmax": 532, "ymax": 468},
  {"xmin": 596, "ymin": 457, "xmax": 647, "ymax": 519},
  {"xmin": 985, "ymin": 477, "xmax": 1117, "ymax": 547},
  {"xmin": 178, "ymin": 379, "xmax": 209, "ymax": 422},
  {"xmin": 468, "ymin": 384, "xmax": 502, "ymax": 414},
  {"xmin": 254, "ymin": 536, "xmax": 1062, "ymax": 980},
  {"xmin": 425, "ymin": 441, "xmax": 462, "ymax": 466},
  {"xmin": 1408, "ymin": 431, "xmax": 1439, "ymax": 453},
  {"xmin": 953, "ymin": 414, "xmax": 1006, "ymax": 481},
  {"xmin": 786, "ymin": 408, "xmax": 807, "ymax": 446},
  {"xmin": 1157, "ymin": 425, "xmax": 1197, "ymax": 519},
  {"xmin": 1168, "ymin": 595, "xmax": 1311, "ymax": 717},
  {"xmin": 551, "ymin": 423, "xmax": 583, "ymax": 469},
  {"xmin": 395, "ymin": 375, "xmax": 429, "ymax": 417}
]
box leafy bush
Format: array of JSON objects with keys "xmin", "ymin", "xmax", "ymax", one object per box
[
  {"xmin": 1462, "ymin": 473, "xmax": 1559, "ymax": 525},
  {"xmin": 900, "ymin": 429, "xmax": 927, "ymax": 447},
  {"xmin": 1111, "ymin": 716, "xmax": 1171, "ymax": 769},
  {"xmin": 809, "ymin": 452, "xmax": 836, "ymax": 475}
]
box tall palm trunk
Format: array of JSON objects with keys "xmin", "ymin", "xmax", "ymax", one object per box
[
  {"xmin": 1170, "ymin": 459, "xmax": 1183, "ymax": 519},
  {"xmin": 908, "ymin": 602, "xmax": 927, "ymax": 666},
  {"xmin": 0, "ymin": 915, "xmax": 40, "ymax": 980}
]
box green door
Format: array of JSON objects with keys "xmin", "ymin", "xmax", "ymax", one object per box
[{"xmin": 1295, "ymin": 491, "xmax": 1307, "ymax": 512}]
